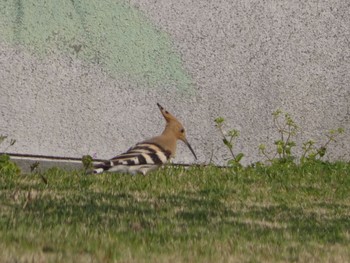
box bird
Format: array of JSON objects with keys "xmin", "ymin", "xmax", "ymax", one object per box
[{"xmin": 93, "ymin": 103, "xmax": 197, "ymax": 175}]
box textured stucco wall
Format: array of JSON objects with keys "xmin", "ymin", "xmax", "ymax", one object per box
[{"xmin": 1, "ymin": 0, "xmax": 349, "ymax": 165}]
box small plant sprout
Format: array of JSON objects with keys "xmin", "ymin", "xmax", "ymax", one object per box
[
  {"xmin": 273, "ymin": 110, "xmax": 298, "ymax": 160},
  {"xmin": 0, "ymin": 135, "xmax": 20, "ymax": 175},
  {"xmin": 214, "ymin": 117, "xmax": 244, "ymax": 169},
  {"xmin": 82, "ymin": 155, "xmax": 94, "ymax": 174},
  {"xmin": 260, "ymin": 110, "xmax": 345, "ymax": 164},
  {"xmin": 30, "ymin": 161, "xmax": 40, "ymax": 173},
  {"xmin": 0, "ymin": 154, "xmax": 20, "ymax": 176},
  {"xmin": 0, "ymin": 135, "xmax": 16, "ymax": 153},
  {"xmin": 258, "ymin": 110, "xmax": 299, "ymax": 163},
  {"xmin": 258, "ymin": 144, "xmax": 272, "ymax": 162},
  {"xmin": 301, "ymin": 128, "xmax": 345, "ymax": 163},
  {"xmin": 29, "ymin": 162, "xmax": 48, "ymax": 185},
  {"xmin": 0, "ymin": 135, "xmax": 7, "ymax": 145}
]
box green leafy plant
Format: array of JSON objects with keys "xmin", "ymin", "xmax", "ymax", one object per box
[
  {"xmin": 300, "ymin": 128, "xmax": 345, "ymax": 163},
  {"xmin": 0, "ymin": 154, "xmax": 20, "ymax": 176},
  {"xmin": 259, "ymin": 110, "xmax": 345, "ymax": 165},
  {"xmin": 214, "ymin": 117, "xmax": 244, "ymax": 169},
  {"xmin": 82, "ymin": 154, "xmax": 94, "ymax": 174},
  {"xmin": 0, "ymin": 135, "xmax": 16, "ymax": 153},
  {"xmin": 259, "ymin": 110, "xmax": 298, "ymax": 163},
  {"xmin": 29, "ymin": 161, "xmax": 48, "ymax": 185},
  {"xmin": 30, "ymin": 161, "xmax": 40, "ymax": 173},
  {"xmin": 0, "ymin": 135, "xmax": 20, "ymax": 176}
]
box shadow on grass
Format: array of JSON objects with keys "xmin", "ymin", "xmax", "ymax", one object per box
[{"xmin": 3, "ymin": 188, "xmax": 349, "ymax": 245}]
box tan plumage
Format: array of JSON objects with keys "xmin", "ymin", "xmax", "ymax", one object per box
[{"xmin": 93, "ymin": 103, "xmax": 197, "ymax": 175}]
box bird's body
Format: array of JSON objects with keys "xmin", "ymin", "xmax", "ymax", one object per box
[{"xmin": 93, "ymin": 103, "xmax": 197, "ymax": 175}]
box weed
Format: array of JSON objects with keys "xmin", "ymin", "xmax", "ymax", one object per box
[
  {"xmin": 258, "ymin": 110, "xmax": 298, "ymax": 163},
  {"xmin": 0, "ymin": 154, "xmax": 20, "ymax": 176},
  {"xmin": 300, "ymin": 128, "xmax": 345, "ymax": 163},
  {"xmin": 82, "ymin": 155, "xmax": 94, "ymax": 174},
  {"xmin": 258, "ymin": 110, "xmax": 344, "ymax": 165},
  {"xmin": 214, "ymin": 117, "xmax": 244, "ymax": 170},
  {"xmin": 0, "ymin": 135, "xmax": 20, "ymax": 176},
  {"xmin": 0, "ymin": 135, "xmax": 16, "ymax": 153}
]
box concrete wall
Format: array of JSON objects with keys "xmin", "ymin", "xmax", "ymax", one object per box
[{"xmin": 1, "ymin": 0, "xmax": 349, "ymax": 165}]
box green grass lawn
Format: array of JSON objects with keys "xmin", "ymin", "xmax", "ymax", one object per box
[{"xmin": 0, "ymin": 162, "xmax": 349, "ymax": 262}]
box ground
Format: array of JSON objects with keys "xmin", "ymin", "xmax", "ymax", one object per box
[{"xmin": 0, "ymin": 162, "xmax": 349, "ymax": 262}]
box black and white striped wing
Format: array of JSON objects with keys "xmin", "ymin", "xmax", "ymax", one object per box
[{"xmin": 93, "ymin": 143, "xmax": 171, "ymax": 174}]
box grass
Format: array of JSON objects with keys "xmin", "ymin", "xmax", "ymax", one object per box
[{"xmin": 0, "ymin": 161, "xmax": 350, "ymax": 262}]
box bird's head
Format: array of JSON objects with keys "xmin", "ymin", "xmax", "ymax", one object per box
[{"xmin": 157, "ymin": 103, "xmax": 197, "ymax": 160}]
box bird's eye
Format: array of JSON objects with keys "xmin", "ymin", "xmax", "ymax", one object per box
[{"xmin": 180, "ymin": 128, "xmax": 185, "ymax": 133}]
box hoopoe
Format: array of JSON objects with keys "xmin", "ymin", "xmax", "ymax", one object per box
[{"xmin": 93, "ymin": 103, "xmax": 197, "ymax": 175}]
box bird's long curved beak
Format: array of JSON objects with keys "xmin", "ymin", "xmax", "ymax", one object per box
[{"xmin": 184, "ymin": 140, "xmax": 197, "ymax": 160}]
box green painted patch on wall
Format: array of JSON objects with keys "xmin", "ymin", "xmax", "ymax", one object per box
[{"xmin": 0, "ymin": 0, "xmax": 193, "ymax": 92}]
